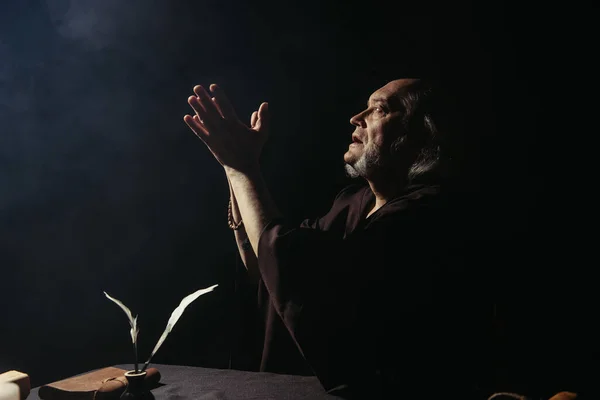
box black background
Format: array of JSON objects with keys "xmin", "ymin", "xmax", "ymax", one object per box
[{"xmin": 1, "ymin": 0, "xmax": 582, "ymax": 395}]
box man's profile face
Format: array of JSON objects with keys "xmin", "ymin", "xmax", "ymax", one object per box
[{"xmin": 344, "ymin": 79, "xmax": 418, "ymax": 178}]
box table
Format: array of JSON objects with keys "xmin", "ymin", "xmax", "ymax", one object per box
[{"xmin": 29, "ymin": 364, "xmax": 344, "ymax": 400}]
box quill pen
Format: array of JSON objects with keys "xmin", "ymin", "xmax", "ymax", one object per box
[
  {"xmin": 103, "ymin": 291, "xmax": 140, "ymax": 372},
  {"xmin": 141, "ymin": 284, "xmax": 218, "ymax": 372}
]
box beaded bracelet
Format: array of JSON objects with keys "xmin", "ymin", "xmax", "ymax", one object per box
[{"xmin": 228, "ymin": 198, "xmax": 243, "ymax": 230}]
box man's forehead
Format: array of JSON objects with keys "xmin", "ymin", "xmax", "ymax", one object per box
[{"xmin": 369, "ymin": 79, "xmax": 420, "ymax": 103}]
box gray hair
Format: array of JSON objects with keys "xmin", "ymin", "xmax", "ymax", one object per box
[{"xmin": 391, "ymin": 82, "xmax": 444, "ymax": 182}]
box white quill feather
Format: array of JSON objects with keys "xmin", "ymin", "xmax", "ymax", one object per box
[
  {"xmin": 103, "ymin": 291, "xmax": 139, "ymax": 343},
  {"xmin": 142, "ymin": 284, "xmax": 218, "ymax": 371}
]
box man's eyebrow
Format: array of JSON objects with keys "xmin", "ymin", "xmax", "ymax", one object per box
[
  {"xmin": 368, "ymin": 96, "xmax": 401, "ymax": 108},
  {"xmin": 368, "ymin": 97, "xmax": 387, "ymax": 106}
]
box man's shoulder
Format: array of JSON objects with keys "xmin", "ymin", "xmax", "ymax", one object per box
[
  {"xmin": 332, "ymin": 183, "xmax": 369, "ymax": 203},
  {"xmin": 384, "ymin": 184, "xmax": 443, "ymax": 210},
  {"xmin": 299, "ymin": 184, "xmax": 368, "ymax": 230},
  {"xmin": 403, "ymin": 184, "xmax": 443, "ymax": 204},
  {"xmin": 368, "ymin": 184, "xmax": 447, "ymax": 227}
]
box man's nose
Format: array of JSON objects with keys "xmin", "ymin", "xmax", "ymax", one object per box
[{"xmin": 349, "ymin": 111, "xmax": 365, "ymax": 127}]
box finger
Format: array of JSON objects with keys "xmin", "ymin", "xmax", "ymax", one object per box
[
  {"xmin": 253, "ymin": 102, "xmax": 269, "ymax": 133},
  {"xmin": 212, "ymin": 97, "xmax": 223, "ymax": 117},
  {"xmin": 188, "ymin": 95, "xmax": 221, "ymax": 132},
  {"xmin": 193, "ymin": 85, "xmax": 223, "ymax": 126},
  {"xmin": 184, "ymin": 114, "xmax": 209, "ymax": 141},
  {"xmin": 210, "ymin": 84, "xmax": 239, "ymax": 122},
  {"xmin": 250, "ymin": 111, "xmax": 258, "ymax": 128},
  {"xmin": 185, "ymin": 115, "xmax": 223, "ymax": 164},
  {"xmin": 187, "ymin": 96, "xmax": 208, "ymax": 123}
]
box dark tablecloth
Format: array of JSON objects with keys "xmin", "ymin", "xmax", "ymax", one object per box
[{"xmin": 29, "ymin": 364, "xmax": 343, "ymax": 400}]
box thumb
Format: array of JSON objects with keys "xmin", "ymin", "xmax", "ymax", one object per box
[{"xmin": 254, "ymin": 102, "xmax": 269, "ymax": 133}]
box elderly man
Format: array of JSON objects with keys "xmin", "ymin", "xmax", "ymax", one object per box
[{"xmin": 184, "ymin": 79, "xmax": 484, "ymax": 398}]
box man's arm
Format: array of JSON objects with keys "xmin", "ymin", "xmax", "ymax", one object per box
[
  {"xmin": 225, "ymin": 166, "xmax": 281, "ymax": 258},
  {"xmin": 182, "ymin": 83, "xmax": 275, "ymax": 281},
  {"xmin": 183, "ymin": 84, "xmax": 366, "ymax": 389},
  {"xmin": 227, "ymin": 175, "xmax": 261, "ymax": 283}
]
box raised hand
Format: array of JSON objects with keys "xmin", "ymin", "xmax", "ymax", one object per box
[{"xmin": 184, "ymin": 84, "xmax": 269, "ymax": 172}]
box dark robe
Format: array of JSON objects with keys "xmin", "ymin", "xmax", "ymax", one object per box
[{"xmin": 252, "ymin": 183, "xmax": 490, "ymax": 398}]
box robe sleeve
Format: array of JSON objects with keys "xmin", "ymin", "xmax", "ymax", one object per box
[{"xmin": 256, "ymin": 220, "xmax": 372, "ymax": 391}]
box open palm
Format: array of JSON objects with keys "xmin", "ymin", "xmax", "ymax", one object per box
[{"xmin": 184, "ymin": 84, "xmax": 269, "ymax": 171}]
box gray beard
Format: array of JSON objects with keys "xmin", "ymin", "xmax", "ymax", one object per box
[
  {"xmin": 344, "ymin": 164, "xmax": 359, "ymax": 178},
  {"xmin": 344, "ymin": 145, "xmax": 383, "ymax": 179}
]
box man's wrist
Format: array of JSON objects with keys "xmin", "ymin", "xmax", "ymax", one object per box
[{"xmin": 224, "ymin": 164, "xmax": 261, "ymax": 180}]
